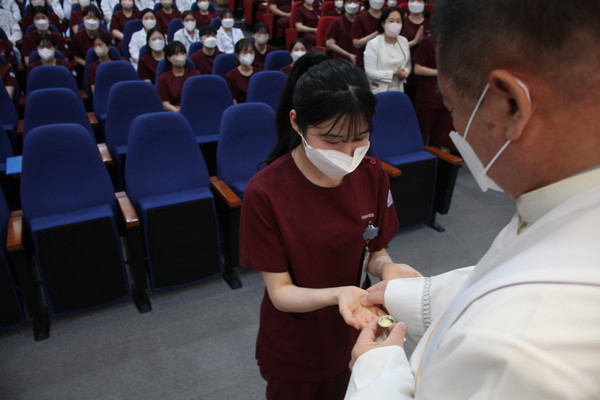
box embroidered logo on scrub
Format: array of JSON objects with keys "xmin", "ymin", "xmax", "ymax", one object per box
[{"xmin": 386, "ymin": 190, "xmax": 394, "ymax": 208}]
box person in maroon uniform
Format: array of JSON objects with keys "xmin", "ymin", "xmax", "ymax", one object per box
[
  {"xmin": 224, "ymin": 38, "xmax": 259, "ymax": 103},
  {"xmin": 156, "ymin": 40, "xmax": 200, "ymax": 111},
  {"xmin": 399, "ymin": 0, "xmax": 428, "ymax": 101},
  {"xmin": 326, "ymin": 0, "xmax": 359, "ymax": 62},
  {"xmin": 350, "ymin": 0, "xmax": 384, "ymax": 69},
  {"xmin": 0, "ymin": 38, "xmax": 18, "ymax": 69},
  {"xmin": 20, "ymin": 2, "xmax": 63, "ymax": 34},
  {"xmin": 20, "ymin": 6, "xmax": 68, "ymax": 64},
  {"xmin": 155, "ymin": 0, "xmax": 181, "ymax": 31},
  {"xmin": 110, "ymin": 0, "xmax": 140, "ymax": 51},
  {"xmin": 293, "ymin": 0, "xmax": 320, "ymax": 47},
  {"xmin": 87, "ymin": 32, "xmax": 121, "ymax": 92},
  {"xmin": 268, "ymin": 0, "xmax": 292, "ymax": 34},
  {"xmin": 192, "ymin": 0, "xmax": 217, "ymax": 28},
  {"xmin": 412, "ymin": 34, "xmax": 454, "ymax": 150},
  {"xmin": 252, "ymin": 21, "xmax": 275, "ymax": 71},
  {"xmin": 280, "ymin": 37, "xmax": 308, "ymax": 74},
  {"xmin": 70, "ymin": 0, "xmax": 104, "ymax": 34},
  {"xmin": 137, "ymin": 27, "xmax": 165, "ymax": 83},
  {"xmin": 326, "ymin": 0, "xmax": 344, "ymax": 16},
  {"xmin": 189, "ymin": 24, "xmax": 221, "ymax": 74},
  {"xmin": 72, "ymin": 5, "xmax": 110, "ymax": 66},
  {"xmin": 26, "ymin": 33, "xmax": 75, "ymax": 79},
  {"xmin": 240, "ymin": 56, "xmax": 420, "ymax": 400},
  {"xmin": 0, "ymin": 59, "xmax": 16, "ymax": 98}
]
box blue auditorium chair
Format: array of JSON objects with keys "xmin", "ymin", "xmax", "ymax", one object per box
[
  {"xmin": 0, "ymin": 79, "xmax": 18, "ymax": 147},
  {"xmin": 84, "ymin": 46, "xmax": 122, "ymax": 99},
  {"xmin": 263, "ymin": 50, "xmax": 292, "ymax": 71},
  {"xmin": 246, "ymin": 70, "xmax": 287, "ymax": 111},
  {"xmin": 167, "ymin": 18, "xmax": 182, "ymax": 42},
  {"xmin": 125, "ymin": 112, "xmax": 238, "ymax": 290},
  {"xmin": 211, "ymin": 53, "xmax": 237, "ymax": 77},
  {"xmin": 188, "ymin": 41, "xmax": 203, "ymax": 56},
  {"xmin": 154, "ymin": 57, "xmax": 196, "ymax": 84},
  {"xmin": 121, "ymin": 19, "xmax": 143, "ymax": 60},
  {"xmin": 26, "ymin": 65, "xmax": 82, "ymax": 101},
  {"xmin": 93, "ymin": 60, "xmax": 139, "ymax": 124},
  {"xmin": 369, "ymin": 91, "xmax": 463, "ymax": 231},
  {"xmin": 20, "ymin": 123, "xmax": 150, "ymax": 325}
]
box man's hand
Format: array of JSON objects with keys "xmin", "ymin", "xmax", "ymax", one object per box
[
  {"xmin": 349, "ymin": 317, "xmax": 407, "ymax": 369},
  {"xmin": 338, "ymin": 286, "xmax": 387, "ymax": 330},
  {"xmin": 380, "ymin": 263, "xmax": 423, "ymax": 280}
]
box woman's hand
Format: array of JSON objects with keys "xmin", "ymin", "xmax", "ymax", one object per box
[
  {"xmin": 338, "ymin": 286, "xmax": 387, "ymax": 330},
  {"xmin": 393, "ymin": 68, "xmax": 410, "ymax": 79}
]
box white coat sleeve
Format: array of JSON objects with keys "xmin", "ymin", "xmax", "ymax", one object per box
[
  {"xmin": 400, "ymin": 37, "xmax": 411, "ymax": 74},
  {"xmin": 6, "ymin": 14, "xmax": 22, "ymax": 44},
  {"xmin": 216, "ymin": 28, "xmax": 232, "ymax": 53},
  {"xmin": 49, "ymin": 0, "xmax": 65, "ymax": 20},
  {"xmin": 364, "ymin": 37, "xmax": 393, "ymax": 84},
  {"xmin": 129, "ymin": 30, "xmax": 144, "ymax": 68}
]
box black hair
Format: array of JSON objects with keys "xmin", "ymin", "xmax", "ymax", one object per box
[
  {"xmin": 377, "ymin": 6, "xmax": 404, "ymax": 33},
  {"xmin": 234, "ymin": 37, "xmax": 254, "ymax": 55},
  {"xmin": 289, "ymin": 37, "xmax": 308, "ymax": 52},
  {"xmin": 268, "ymin": 54, "xmax": 376, "ymax": 163},
  {"xmin": 140, "ymin": 8, "xmax": 155, "ymax": 19},
  {"xmin": 220, "ymin": 8, "xmax": 233, "ymax": 19},
  {"xmin": 164, "ymin": 40, "xmax": 186, "ymax": 69},
  {"xmin": 146, "ymin": 27, "xmax": 165, "ymax": 46},
  {"xmin": 181, "ymin": 10, "xmax": 195, "ymax": 20},
  {"xmin": 433, "ymin": 0, "xmax": 600, "ymax": 104},
  {"xmin": 36, "ymin": 32, "xmax": 56, "ymax": 47},
  {"xmin": 199, "ymin": 24, "xmax": 216, "ymax": 36},
  {"xmin": 253, "ymin": 21, "xmax": 269, "ymax": 34},
  {"xmin": 82, "ymin": 4, "xmax": 102, "ymax": 19},
  {"xmin": 31, "ymin": 6, "xmax": 48, "ymax": 16},
  {"xmin": 93, "ymin": 32, "xmax": 120, "ymax": 59}
]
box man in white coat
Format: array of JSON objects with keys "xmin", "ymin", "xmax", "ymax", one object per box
[{"xmin": 345, "ymin": 0, "xmax": 600, "ymax": 398}]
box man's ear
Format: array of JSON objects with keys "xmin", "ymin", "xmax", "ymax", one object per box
[
  {"xmin": 289, "ymin": 109, "xmax": 300, "ymax": 133},
  {"xmin": 488, "ymin": 70, "xmax": 534, "ymax": 142}
]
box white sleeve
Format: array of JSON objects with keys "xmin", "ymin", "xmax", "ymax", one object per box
[
  {"xmin": 364, "ymin": 37, "xmax": 393, "ymax": 84},
  {"xmin": 216, "ymin": 28, "xmax": 231, "ymax": 53},
  {"xmin": 176, "ymin": 0, "xmax": 193, "ymax": 11},
  {"xmin": 101, "ymin": 0, "xmax": 114, "ymax": 24},
  {"xmin": 7, "ymin": 15, "xmax": 22, "ymax": 44},
  {"xmin": 400, "ymin": 37, "xmax": 411, "ymax": 74},
  {"xmin": 129, "ymin": 30, "xmax": 144, "ymax": 67},
  {"xmin": 49, "ymin": 0, "xmax": 65, "ymax": 20},
  {"xmin": 7, "ymin": 0, "xmax": 22, "ymax": 21},
  {"xmin": 385, "ymin": 267, "xmax": 473, "ymax": 344}
]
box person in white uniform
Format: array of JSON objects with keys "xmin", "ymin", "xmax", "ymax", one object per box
[{"xmin": 345, "ymin": 0, "xmax": 600, "ymax": 399}]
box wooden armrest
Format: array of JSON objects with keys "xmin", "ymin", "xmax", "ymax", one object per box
[
  {"xmin": 115, "ymin": 191, "xmax": 140, "ymax": 229},
  {"xmin": 210, "ymin": 176, "xmax": 242, "ymax": 208},
  {"xmin": 80, "ymin": 89, "xmax": 88, "ymax": 101},
  {"xmin": 87, "ymin": 112, "xmax": 99, "ymax": 126},
  {"xmin": 97, "ymin": 143, "xmax": 113, "ymax": 165},
  {"xmin": 425, "ymin": 146, "xmax": 463, "ymax": 166},
  {"xmin": 7, "ymin": 210, "xmax": 24, "ymax": 253},
  {"xmin": 381, "ymin": 161, "xmax": 402, "ymax": 177},
  {"xmin": 17, "ymin": 119, "xmax": 23, "ymax": 135},
  {"xmin": 18, "ymin": 96, "xmax": 26, "ymax": 107}
]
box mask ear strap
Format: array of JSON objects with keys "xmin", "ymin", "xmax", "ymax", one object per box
[
  {"xmin": 463, "ymin": 83, "xmax": 490, "ymax": 140},
  {"xmin": 515, "ymin": 78, "xmax": 531, "ymax": 104}
]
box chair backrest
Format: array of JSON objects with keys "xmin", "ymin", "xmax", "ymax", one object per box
[
  {"xmin": 23, "ymin": 88, "xmax": 95, "ymax": 141},
  {"xmin": 121, "ymin": 20, "xmax": 144, "ymax": 60},
  {"xmin": 0, "ymin": 125, "xmax": 15, "ymax": 160},
  {"xmin": 370, "ymin": 91, "xmax": 425, "ymax": 159},
  {"xmin": 105, "ymin": 80, "xmax": 164, "ymax": 153},
  {"xmin": 179, "ymin": 75, "xmax": 234, "ymax": 138},
  {"xmin": 211, "ymin": 53, "xmax": 237, "ymax": 77},
  {"xmin": 27, "ymin": 50, "xmax": 66, "ymax": 65},
  {"xmin": 154, "ymin": 57, "xmax": 196, "ymax": 84},
  {"xmin": 246, "ymin": 70, "xmax": 287, "ymax": 111},
  {"xmin": 26, "ymin": 65, "xmax": 79, "ymax": 98},
  {"xmin": 320, "ymin": 0, "xmax": 335, "ymax": 15},
  {"xmin": 84, "ymin": 46, "xmax": 122, "ymax": 97},
  {"xmin": 139, "ymin": 44, "xmax": 149, "ymax": 58},
  {"xmin": 316, "ymin": 16, "xmax": 336, "ymax": 47},
  {"xmin": 167, "ymin": 18, "xmax": 182, "ymax": 42},
  {"xmin": 93, "ymin": 61, "xmax": 139, "ymax": 119},
  {"xmin": 217, "ymin": 102, "xmax": 277, "ymax": 196},
  {"xmin": 0, "ymin": 79, "xmax": 18, "ymax": 132},
  {"xmin": 21, "ymin": 123, "xmax": 115, "ymax": 222},
  {"xmin": 188, "ymin": 40, "xmax": 203, "ymax": 55},
  {"xmin": 210, "ymin": 16, "xmax": 220, "ymax": 30},
  {"xmin": 125, "ymin": 112, "xmax": 211, "ymax": 204},
  {"xmin": 264, "ymin": 50, "xmax": 292, "ymax": 71}
]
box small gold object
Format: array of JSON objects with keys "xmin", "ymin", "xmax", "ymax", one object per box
[{"xmin": 375, "ymin": 315, "xmax": 396, "ymax": 343}]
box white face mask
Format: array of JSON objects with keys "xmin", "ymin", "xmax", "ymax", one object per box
[
  {"xmin": 161, "ymin": 0, "xmax": 172, "ymax": 7},
  {"xmin": 94, "ymin": 45, "xmax": 108, "ymax": 57},
  {"xmin": 203, "ymin": 36, "xmax": 217, "ymax": 48},
  {"xmin": 254, "ymin": 33, "xmax": 268, "ymax": 45},
  {"xmin": 79, "ymin": 0, "xmax": 91, "ymax": 7},
  {"xmin": 369, "ymin": 0, "xmax": 384, "ymax": 10},
  {"xmin": 407, "ymin": 1, "xmax": 424, "ymax": 14},
  {"xmin": 298, "ymin": 132, "xmax": 370, "ymax": 179},
  {"xmin": 38, "ymin": 47, "xmax": 54, "ymax": 61},
  {"xmin": 31, "ymin": 0, "xmax": 45, "ymax": 6},
  {"xmin": 344, "ymin": 2, "xmax": 359, "ymax": 14},
  {"xmin": 304, "ymin": 0, "xmax": 314, "ymax": 4},
  {"xmin": 84, "ymin": 18, "xmax": 100, "ymax": 30},
  {"xmin": 143, "ymin": 18, "xmax": 156, "ymax": 30},
  {"xmin": 387, "ymin": 0, "xmax": 397, "ymax": 7},
  {"xmin": 150, "ymin": 38, "xmax": 165, "ymax": 51},
  {"xmin": 34, "ymin": 18, "xmax": 50, "ymax": 31},
  {"xmin": 221, "ymin": 18, "xmax": 234, "ymax": 28},
  {"xmin": 449, "ymin": 80, "xmax": 531, "ymax": 192},
  {"xmin": 184, "ymin": 20, "xmax": 196, "ymax": 32},
  {"xmin": 198, "ymin": 0, "xmax": 209, "ymax": 10},
  {"xmin": 291, "ymin": 50, "xmax": 306, "ymax": 62},
  {"xmin": 384, "ymin": 22, "xmax": 402, "ymax": 38},
  {"xmin": 239, "ymin": 53, "xmax": 255, "ymax": 66},
  {"xmin": 334, "ymin": 0, "xmax": 343, "ymax": 8},
  {"xmin": 170, "ymin": 54, "xmax": 187, "ymax": 67}
]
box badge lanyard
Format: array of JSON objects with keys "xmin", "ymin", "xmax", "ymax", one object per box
[{"xmin": 358, "ymin": 221, "xmax": 379, "ymax": 287}]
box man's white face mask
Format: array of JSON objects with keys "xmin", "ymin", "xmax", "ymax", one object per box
[{"xmin": 449, "ymin": 79, "xmax": 531, "ymax": 193}]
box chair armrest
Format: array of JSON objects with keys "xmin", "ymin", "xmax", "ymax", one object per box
[
  {"xmin": 17, "ymin": 119, "xmax": 23, "ymax": 135},
  {"xmin": 210, "ymin": 176, "xmax": 242, "ymax": 208},
  {"xmin": 381, "ymin": 161, "xmax": 402, "ymax": 177},
  {"xmin": 7, "ymin": 210, "xmax": 24, "ymax": 253},
  {"xmin": 425, "ymin": 146, "xmax": 463, "ymax": 165},
  {"xmin": 80, "ymin": 89, "xmax": 88, "ymax": 101},
  {"xmin": 97, "ymin": 143, "xmax": 113, "ymax": 165},
  {"xmin": 115, "ymin": 191, "xmax": 140, "ymax": 229},
  {"xmin": 87, "ymin": 112, "xmax": 99, "ymax": 127}
]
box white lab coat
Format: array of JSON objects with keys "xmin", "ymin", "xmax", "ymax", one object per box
[
  {"xmin": 0, "ymin": 7, "xmax": 21, "ymax": 44},
  {"xmin": 129, "ymin": 27, "xmax": 147, "ymax": 69},
  {"xmin": 173, "ymin": 27, "xmax": 198, "ymax": 53},
  {"xmin": 363, "ymin": 34, "xmax": 411, "ymax": 93},
  {"xmin": 346, "ymin": 167, "xmax": 600, "ymax": 399},
  {"xmin": 215, "ymin": 26, "xmax": 244, "ymax": 54},
  {"xmin": 0, "ymin": 0, "xmax": 21, "ymax": 21}
]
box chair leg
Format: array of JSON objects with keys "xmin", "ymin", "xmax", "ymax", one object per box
[
  {"xmin": 33, "ymin": 306, "xmax": 50, "ymax": 341},
  {"xmin": 124, "ymin": 228, "xmax": 152, "ymax": 313},
  {"xmin": 426, "ymin": 212, "xmax": 445, "ymax": 233},
  {"xmin": 221, "ymin": 206, "xmax": 243, "ymax": 290}
]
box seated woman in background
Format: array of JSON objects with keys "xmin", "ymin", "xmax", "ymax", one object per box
[
  {"xmin": 189, "ymin": 24, "xmax": 221, "ymax": 74},
  {"xmin": 110, "ymin": 0, "xmax": 141, "ymax": 51},
  {"xmin": 216, "ymin": 9, "xmax": 243, "ymax": 54},
  {"xmin": 137, "ymin": 27, "xmax": 165, "ymax": 83},
  {"xmin": 71, "ymin": 5, "xmax": 110, "ymax": 67},
  {"xmin": 157, "ymin": 40, "xmax": 200, "ymax": 111},
  {"xmin": 70, "ymin": 0, "xmax": 104, "ymax": 34},
  {"xmin": 27, "ymin": 33, "xmax": 74, "ymax": 79},
  {"xmin": 155, "ymin": 0, "xmax": 181, "ymax": 31},
  {"xmin": 363, "ymin": 7, "xmax": 411, "ymax": 93},
  {"xmin": 224, "ymin": 38, "xmax": 258, "ymax": 104},
  {"xmin": 128, "ymin": 8, "xmax": 157, "ymax": 69},
  {"xmin": 0, "ymin": 55, "xmax": 16, "ymax": 98},
  {"xmin": 173, "ymin": 10, "xmax": 199, "ymax": 53},
  {"xmin": 20, "ymin": 6, "xmax": 68, "ymax": 65},
  {"xmin": 281, "ymin": 37, "xmax": 308, "ymax": 74},
  {"xmin": 88, "ymin": 32, "xmax": 121, "ymax": 93},
  {"xmin": 292, "ymin": 0, "xmax": 320, "ymax": 47},
  {"xmin": 251, "ymin": 21, "xmax": 274, "ymax": 71},
  {"xmin": 192, "ymin": 0, "xmax": 216, "ymax": 27}
]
